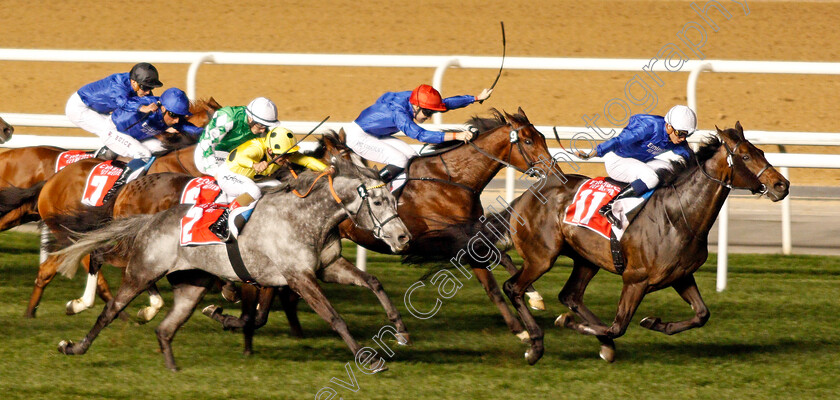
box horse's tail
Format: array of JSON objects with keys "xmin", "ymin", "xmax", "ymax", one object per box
[
  {"xmin": 0, "ymin": 181, "xmax": 46, "ymax": 217},
  {"xmin": 54, "ymin": 214, "xmax": 152, "ymax": 279}
]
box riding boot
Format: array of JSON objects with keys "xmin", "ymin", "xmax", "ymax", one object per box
[
  {"xmin": 228, "ymin": 193, "xmax": 257, "ymax": 240},
  {"xmin": 378, "ymin": 165, "xmax": 405, "ymax": 184},
  {"xmin": 93, "ymin": 146, "xmax": 118, "ymax": 160},
  {"xmin": 113, "ymin": 158, "xmax": 153, "ymax": 188},
  {"xmin": 599, "ymin": 180, "xmax": 646, "ymax": 229},
  {"xmin": 209, "ymin": 209, "xmax": 231, "ymax": 241}
]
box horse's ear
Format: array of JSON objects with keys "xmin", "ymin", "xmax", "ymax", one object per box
[
  {"xmin": 715, "ymin": 125, "xmax": 722, "ymax": 134},
  {"xmin": 517, "ymin": 107, "xmax": 528, "ymax": 120},
  {"xmin": 337, "ymin": 128, "xmax": 347, "ymax": 144},
  {"xmin": 735, "ymin": 121, "xmax": 743, "ymax": 133}
]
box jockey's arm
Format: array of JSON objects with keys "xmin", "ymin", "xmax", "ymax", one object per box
[
  {"xmin": 195, "ymin": 118, "xmax": 232, "ymax": 174},
  {"xmin": 394, "ymin": 108, "xmax": 445, "ymax": 144},
  {"xmin": 288, "ymin": 153, "xmax": 328, "ymax": 172}
]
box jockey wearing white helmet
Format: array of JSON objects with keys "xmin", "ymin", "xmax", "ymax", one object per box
[
  {"xmin": 193, "ymin": 96, "xmax": 280, "ymax": 176},
  {"xmin": 576, "ymin": 105, "xmax": 697, "ymax": 228}
]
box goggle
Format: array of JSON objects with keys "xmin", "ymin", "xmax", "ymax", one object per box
[
  {"xmin": 165, "ymin": 110, "xmax": 183, "ymax": 119},
  {"xmin": 419, "ymin": 108, "xmax": 438, "ymax": 118},
  {"xmin": 675, "ymin": 129, "xmax": 691, "ymax": 139},
  {"xmin": 139, "ymin": 84, "xmax": 154, "ymax": 92}
]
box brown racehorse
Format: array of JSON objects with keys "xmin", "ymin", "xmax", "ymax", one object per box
[
  {"xmin": 210, "ymin": 109, "xmax": 555, "ymax": 350},
  {"xmin": 0, "ymin": 98, "xmax": 219, "ymax": 233},
  {"xmin": 20, "ymin": 99, "xmax": 220, "ymax": 317},
  {"xmin": 490, "ymin": 122, "xmax": 789, "ymax": 364}
]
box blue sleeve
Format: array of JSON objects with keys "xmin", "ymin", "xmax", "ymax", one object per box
[
  {"xmin": 595, "ymin": 117, "xmax": 652, "ymax": 157},
  {"xmin": 442, "ymin": 95, "xmax": 476, "ymax": 110},
  {"xmin": 393, "ymin": 106, "xmax": 444, "ymax": 143},
  {"xmin": 672, "ymin": 143, "xmax": 693, "ymax": 161},
  {"xmin": 176, "ymin": 122, "xmax": 205, "ymax": 138}
]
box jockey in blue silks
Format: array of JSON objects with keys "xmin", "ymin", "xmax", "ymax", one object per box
[
  {"xmin": 576, "ymin": 105, "xmax": 698, "ymax": 228},
  {"xmin": 65, "ymin": 62, "xmax": 164, "ymax": 160},
  {"xmin": 110, "ymin": 87, "xmax": 203, "ymax": 182},
  {"xmin": 345, "ymin": 84, "xmax": 492, "ymax": 191}
]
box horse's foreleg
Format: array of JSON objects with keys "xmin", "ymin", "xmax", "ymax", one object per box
[
  {"xmin": 278, "ymin": 286, "xmax": 303, "ymax": 338},
  {"xmin": 317, "ymin": 257, "xmax": 409, "ymax": 345},
  {"xmin": 472, "ymin": 266, "xmax": 526, "ymax": 337},
  {"xmin": 155, "ymin": 271, "xmax": 215, "ymax": 372},
  {"xmin": 499, "ymin": 253, "xmax": 544, "ymax": 311},
  {"xmin": 286, "ymin": 271, "xmax": 386, "ymax": 372},
  {"xmin": 25, "ymin": 254, "xmax": 63, "ymax": 318},
  {"xmin": 243, "ymin": 285, "xmax": 276, "ymax": 355},
  {"xmin": 66, "ymin": 254, "xmax": 111, "ymax": 315},
  {"xmin": 640, "ymin": 275, "xmax": 710, "ymax": 335},
  {"xmin": 502, "ymin": 257, "xmax": 554, "ymax": 365}
]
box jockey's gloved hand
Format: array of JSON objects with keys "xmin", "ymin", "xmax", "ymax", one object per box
[
  {"xmin": 476, "ymin": 88, "xmax": 493, "ymax": 102},
  {"xmin": 576, "ymin": 150, "xmax": 594, "ymax": 160}
]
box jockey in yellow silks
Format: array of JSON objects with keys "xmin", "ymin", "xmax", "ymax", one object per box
[{"xmin": 210, "ymin": 126, "xmax": 329, "ymax": 241}]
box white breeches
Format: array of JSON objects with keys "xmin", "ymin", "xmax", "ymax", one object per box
[
  {"xmin": 215, "ymin": 169, "xmax": 281, "ymax": 203},
  {"xmin": 602, "ymin": 151, "xmax": 676, "ymax": 189},
  {"xmin": 194, "ymin": 149, "xmax": 229, "ymax": 176},
  {"xmin": 65, "ymin": 92, "xmax": 157, "ymax": 159},
  {"xmin": 344, "ymin": 122, "xmax": 417, "ymax": 168}
]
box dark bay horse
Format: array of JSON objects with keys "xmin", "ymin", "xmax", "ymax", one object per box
[
  {"xmin": 493, "ymin": 122, "xmax": 789, "ymax": 364},
  {"xmin": 21, "ymin": 99, "xmax": 220, "ymax": 317},
  {"xmin": 211, "ymin": 109, "xmax": 555, "ymax": 348},
  {"xmin": 0, "ymin": 98, "xmax": 219, "ymax": 234},
  {"xmin": 53, "ymin": 157, "xmax": 410, "ymax": 371}
]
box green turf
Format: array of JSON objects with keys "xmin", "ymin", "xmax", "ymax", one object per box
[{"xmin": 0, "ymin": 231, "xmax": 837, "ymax": 399}]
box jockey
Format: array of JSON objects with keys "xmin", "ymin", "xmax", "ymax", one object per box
[
  {"xmin": 65, "ymin": 62, "xmax": 163, "ymax": 159},
  {"xmin": 110, "ymin": 87, "xmax": 203, "ymax": 183},
  {"xmin": 346, "ymin": 84, "xmax": 492, "ymax": 191},
  {"xmin": 576, "ymin": 105, "xmax": 697, "ymax": 228},
  {"xmin": 194, "ymin": 97, "xmax": 280, "ymax": 177},
  {"xmin": 210, "ymin": 126, "xmax": 330, "ymax": 241}
]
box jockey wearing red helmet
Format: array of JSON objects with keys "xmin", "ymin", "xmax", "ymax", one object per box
[{"xmin": 347, "ymin": 84, "xmax": 492, "ymax": 191}]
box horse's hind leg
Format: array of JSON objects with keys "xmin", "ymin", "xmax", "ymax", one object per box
[
  {"xmin": 57, "ymin": 268, "xmax": 156, "ymax": 356},
  {"xmin": 317, "ymin": 257, "xmax": 410, "ymax": 345},
  {"xmin": 25, "ymin": 253, "xmax": 77, "ymax": 318},
  {"xmin": 137, "ymin": 284, "xmax": 165, "ymax": 323},
  {"xmin": 555, "ymin": 258, "xmax": 616, "ymax": 362},
  {"xmin": 500, "ymin": 253, "xmax": 544, "ymax": 311},
  {"xmin": 243, "ymin": 285, "xmax": 277, "ymax": 355},
  {"xmin": 66, "ymin": 253, "xmax": 114, "ymax": 315},
  {"xmin": 286, "ymin": 271, "xmax": 387, "ymax": 372},
  {"xmin": 278, "ymin": 286, "xmax": 303, "ymax": 338},
  {"xmin": 155, "ymin": 270, "xmax": 216, "ymax": 372},
  {"xmin": 640, "ymin": 275, "xmax": 710, "ymax": 335},
  {"xmin": 472, "ymin": 266, "xmax": 527, "ymax": 339}
]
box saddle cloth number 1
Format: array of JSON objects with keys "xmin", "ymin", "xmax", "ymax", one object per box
[{"xmin": 562, "ymin": 178, "xmax": 620, "ymax": 239}]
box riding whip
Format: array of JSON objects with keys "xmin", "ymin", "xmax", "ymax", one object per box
[
  {"xmin": 270, "ymin": 116, "xmax": 330, "ymax": 165},
  {"xmin": 480, "ymin": 21, "xmax": 506, "ymax": 104}
]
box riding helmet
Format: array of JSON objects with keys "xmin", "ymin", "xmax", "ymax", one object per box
[
  {"xmin": 160, "ymin": 88, "xmax": 192, "ymax": 116},
  {"xmin": 409, "ymin": 84, "xmax": 447, "ymax": 111},
  {"xmin": 129, "ymin": 62, "xmax": 163, "ymax": 88}
]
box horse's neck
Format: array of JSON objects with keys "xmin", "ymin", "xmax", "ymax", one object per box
[
  {"xmin": 674, "ymin": 150, "xmax": 733, "ymax": 236},
  {"xmin": 439, "ymin": 130, "xmax": 510, "ymax": 190}
]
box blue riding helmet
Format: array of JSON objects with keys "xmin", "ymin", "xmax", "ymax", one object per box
[{"xmin": 160, "ymin": 88, "xmax": 192, "ymax": 116}]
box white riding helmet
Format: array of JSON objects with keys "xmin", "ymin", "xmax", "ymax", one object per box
[
  {"xmin": 665, "ymin": 105, "xmax": 697, "ymax": 135},
  {"xmin": 245, "ymin": 97, "xmax": 279, "ymax": 127}
]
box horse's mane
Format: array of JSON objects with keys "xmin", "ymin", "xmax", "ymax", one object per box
[
  {"xmin": 268, "ymin": 155, "xmax": 378, "ymax": 195},
  {"xmin": 657, "ymin": 134, "xmax": 723, "ymax": 186},
  {"xmin": 424, "ymin": 108, "xmax": 519, "ymax": 152},
  {"xmin": 303, "ymin": 130, "xmax": 350, "ymax": 160}
]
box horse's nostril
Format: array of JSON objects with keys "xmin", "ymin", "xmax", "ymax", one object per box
[
  {"xmin": 398, "ymin": 234, "xmax": 409, "ymax": 243},
  {"xmin": 774, "ymin": 182, "xmax": 787, "ymax": 191}
]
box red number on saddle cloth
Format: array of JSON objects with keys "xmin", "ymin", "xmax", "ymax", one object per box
[
  {"xmin": 563, "ymin": 178, "xmax": 622, "ymax": 239},
  {"xmin": 179, "ymin": 176, "xmax": 226, "ymax": 246},
  {"xmin": 180, "ymin": 202, "xmax": 228, "ymax": 246},
  {"xmin": 180, "ymin": 176, "xmax": 222, "ymax": 205},
  {"xmin": 80, "ymin": 161, "xmax": 124, "ymax": 207},
  {"xmin": 55, "ymin": 150, "xmax": 96, "ymax": 173}
]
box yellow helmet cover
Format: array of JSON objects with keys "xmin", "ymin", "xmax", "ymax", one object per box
[{"xmin": 266, "ymin": 127, "xmax": 299, "ymax": 154}]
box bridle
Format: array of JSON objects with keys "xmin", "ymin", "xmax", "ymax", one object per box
[
  {"xmin": 695, "ymin": 134, "xmax": 772, "ymax": 197},
  {"xmin": 467, "ymin": 123, "xmax": 542, "ymax": 176}
]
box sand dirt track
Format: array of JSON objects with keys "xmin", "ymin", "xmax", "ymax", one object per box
[{"xmin": 1, "ymin": 0, "xmax": 838, "ymax": 184}]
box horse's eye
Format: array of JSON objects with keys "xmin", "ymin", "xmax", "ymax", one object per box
[
  {"xmin": 742, "ymin": 154, "xmax": 750, "ymax": 161},
  {"xmin": 373, "ymin": 201, "xmax": 382, "ymax": 206},
  {"xmin": 524, "ymin": 139, "xmax": 533, "ymax": 145}
]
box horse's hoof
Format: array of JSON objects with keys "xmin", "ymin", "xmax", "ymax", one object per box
[
  {"xmin": 640, "ymin": 316, "xmax": 660, "ymax": 330},
  {"xmin": 599, "ymin": 342, "xmax": 616, "ymax": 363},
  {"xmin": 202, "ymin": 305, "xmax": 221, "ymax": 318},
  {"xmin": 371, "ymin": 358, "xmax": 388, "ymax": 373},
  {"xmin": 395, "ymin": 332, "xmax": 411, "ymax": 346},
  {"xmin": 515, "ymin": 330, "xmax": 531, "ymax": 343},
  {"xmin": 524, "ymin": 348, "xmax": 543, "ymax": 365},
  {"xmin": 65, "ymin": 299, "xmax": 88, "ymax": 315},
  {"xmin": 136, "ymin": 307, "xmax": 160, "ymax": 324},
  {"xmin": 221, "ymin": 284, "xmax": 240, "ymax": 303},
  {"xmin": 554, "ymin": 313, "xmax": 574, "ymax": 328},
  {"xmin": 526, "ymin": 291, "xmax": 546, "ymax": 311},
  {"xmin": 58, "ymin": 340, "xmax": 74, "ymax": 355}
]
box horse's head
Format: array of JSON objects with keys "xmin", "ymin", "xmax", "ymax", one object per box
[
  {"xmin": 310, "ymin": 130, "xmax": 368, "ymax": 168},
  {"xmin": 466, "ymin": 108, "xmax": 553, "ymax": 176},
  {"xmin": 0, "ymin": 115, "xmax": 14, "ymax": 144},
  {"xmin": 715, "ymin": 121, "xmax": 789, "ymax": 201},
  {"xmin": 332, "ymin": 156, "xmax": 410, "ymax": 252},
  {"xmin": 186, "ymin": 97, "xmax": 222, "ymax": 128}
]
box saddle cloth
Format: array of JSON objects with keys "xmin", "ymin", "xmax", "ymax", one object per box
[
  {"xmin": 563, "ymin": 177, "xmax": 655, "ymax": 240},
  {"xmin": 179, "ymin": 176, "xmax": 226, "ymax": 246},
  {"xmin": 80, "ymin": 161, "xmax": 125, "ymax": 207},
  {"xmin": 55, "ymin": 150, "xmax": 95, "ymax": 173}
]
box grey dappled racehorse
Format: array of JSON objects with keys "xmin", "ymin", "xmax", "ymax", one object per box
[{"xmin": 53, "ymin": 157, "xmax": 410, "ymax": 371}]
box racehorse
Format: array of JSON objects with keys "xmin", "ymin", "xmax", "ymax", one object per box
[
  {"xmin": 20, "ymin": 99, "xmax": 220, "ymax": 317},
  {"xmin": 52, "ymin": 157, "xmax": 411, "ymax": 371},
  {"xmin": 490, "ymin": 122, "xmax": 789, "ymax": 364},
  {"xmin": 208, "ymin": 109, "xmax": 555, "ymax": 348},
  {"xmin": 0, "ymin": 98, "xmax": 219, "ymax": 233},
  {"xmin": 0, "ymin": 115, "xmax": 13, "ymax": 144}
]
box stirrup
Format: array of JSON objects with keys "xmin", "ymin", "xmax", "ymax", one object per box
[{"xmin": 599, "ymin": 203, "xmax": 623, "ymax": 228}]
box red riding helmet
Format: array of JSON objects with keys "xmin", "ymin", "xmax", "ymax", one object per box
[{"xmin": 409, "ymin": 84, "xmax": 447, "ymax": 111}]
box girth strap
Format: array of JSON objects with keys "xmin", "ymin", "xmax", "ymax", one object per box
[
  {"xmin": 609, "ymin": 231, "xmax": 626, "ymax": 275},
  {"xmin": 226, "ymin": 239, "xmax": 257, "ymax": 285}
]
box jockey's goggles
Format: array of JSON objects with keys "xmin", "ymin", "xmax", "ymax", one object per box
[
  {"xmin": 419, "ymin": 108, "xmax": 438, "ymax": 118},
  {"xmin": 165, "ymin": 110, "xmax": 183, "ymax": 119},
  {"xmin": 675, "ymin": 129, "xmax": 691, "ymax": 139}
]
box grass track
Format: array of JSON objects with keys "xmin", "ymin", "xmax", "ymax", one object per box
[{"xmin": 0, "ymin": 231, "xmax": 837, "ymax": 399}]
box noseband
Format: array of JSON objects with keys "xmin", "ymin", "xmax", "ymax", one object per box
[
  {"xmin": 342, "ymin": 183, "xmax": 402, "ymax": 240},
  {"xmin": 696, "ymin": 135, "xmax": 771, "ymax": 196}
]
